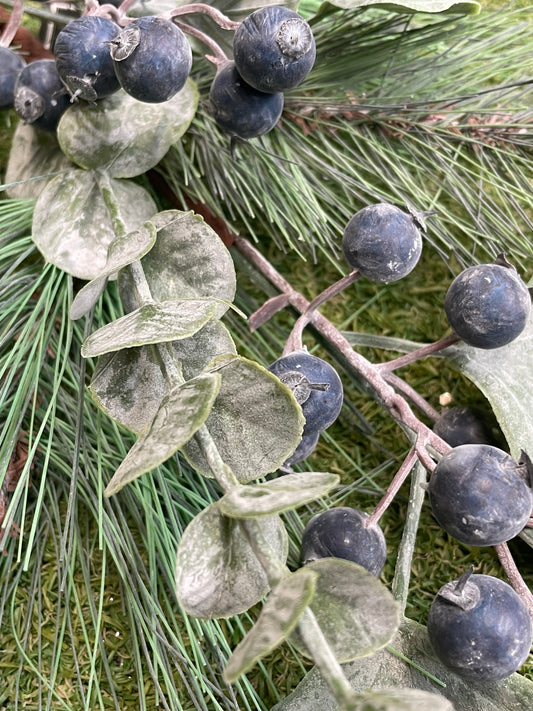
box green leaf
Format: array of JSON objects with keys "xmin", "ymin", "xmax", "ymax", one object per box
[
  {"xmin": 311, "ymin": 0, "xmax": 480, "ymax": 21},
  {"xmin": 57, "ymin": 83, "xmax": 198, "ymax": 178},
  {"xmin": 175, "ymin": 503, "xmax": 288, "ymax": 618},
  {"xmin": 181, "ymin": 354, "xmax": 305, "ymax": 482},
  {"xmin": 119, "ymin": 210, "xmax": 236, "ymax": 320},
  {"xmin": 349, "ymin": 688, "xmax": 456, "ymax": 710},
  {"xmin": 81, "ymin": 299, "xmax": 218, "ymax": 358},
  {"xmin": 89, "ymin": 319, "xmax": 237, "ymax": 434},
  {"xmin": 4, "ymin": 122, "xmax": 74, "ymax": 200},
  {"xmin": 31, "ymin": 169, "xmax": 157, "ymax": 280},
  {"xmin": 443, "ymin": 316, "xmax": 533, "ymax": 460},
  {"xmin": 104, "ymin": 373, "xmax": 221, "ymax": 496},
  {"xmin": 272, "ymin": 619, "xmax": 533, "ymax": 711},
  {"xmin": 289, "ymin": 559, "xmax": 400, "ymax": 663},
  {"xmin": 218, "ymin": 472, "xmax": 340, "ymax": 518},
  {"xmin": 223, "ymin": 568, "xmax": 318, "ymax": 683},
  {"xmin": 69, "ymin": 221, "xmax": 158, "ymax": 320}
]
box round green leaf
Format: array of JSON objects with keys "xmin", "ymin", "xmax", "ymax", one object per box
[
  {"xmin": 175, "ymin": 503, "xmax": 288, "ymax": 618},
  {"xmin": 218, "ymin": 472, "xmax": 341, "ymax": 518},
  {"xmin": 224, "ymin": 568, "xmax": 318, "ymax": 683},
  {"xmin": 104, "ymin": 372, "xmax": 221, "ymax": 496},
  {"xmin": 32, "ymin": 169, "xmax": 157, "ymax": 280},
  {"xmin": 290, "ymin": 559, "xmax": 400, "ymax": 663},
  {"xmin": 351, "ymin": 688, "xmax": 456, "ymax": 711},
  {"xmin": 181, "ymin": 354, "xmax": 305, "ymax": 482},
  {"xmin": 119, "ymin": 210, "xmax": 236, "ymax": 320},
  {"xmin": 57, "ymin": 83, "xmax": 198, "ymax": 178},
  {"xmin": 4, "ymin": 122, "xmax": 74, "ymax": 200},
  {"xmin": 90, "ymin": 319, "xmax": 237, "ymax": 434}
]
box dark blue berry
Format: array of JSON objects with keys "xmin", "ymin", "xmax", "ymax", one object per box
[
  {"xmin": 428, "ymin": 444, "xmax": 532, "ymax": 547},
  {"xmin": 109, "ymin": 16, "xmax": 192, "ymax": 103},
  {"xmin": 444, "ymin": 258, "xmax": 531, "ymax": 349},
  {"xmin": 14, "ymin": 59, "xmax": 70, "ymax": 132},
  {"xmin": 342, "ymin": 203, "xmax": 424, "ymax": 282},
  {"xmin": 427, "ymin": 570, "xmax": 533, "ymax": 681},
  {"xmin": 268, "ymin": 349, "xmax": 343, "ymax": 436},
  {"xmin": 433, "ymin": 405, "xmax": 505, "ymax": 449},
  {"xmin": 209, "ymin": 61, "xmax": 284, "ymax": 140},
  {"xmin": 281, "ymin": 431, "xmax": 320, "ymax": 469},
  {"xmin": 54, "ymin": 16, "xmax": 121, "ymax": 102},
  {"xmin": 301, "ymin": 507, "xmax": 387, "ymax": 577},
  {"xmin": 233, "ymin": 6, "xmax": 316, "ymax": 94},
  {"xmin": 0, "ymin": 47, "xmax": 25, "ymax": 108}
]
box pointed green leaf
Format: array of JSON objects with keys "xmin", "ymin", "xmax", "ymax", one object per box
[
  {"xmin": 70, "ymin": 221, "xmax": 157, "ymax": 320},
  {"xmin": 4, "ymin": 122, "xmax": 73, "ymax": 200},
  {"xmin": 104, "ymin": 373, "xmax": 221, "ymax": 496},
  {"xmin": 57, "ymin": 82, "xmax": 198, "ymax": 178},
  {"xmin": 81, "ymin": 299, "xmax": 218, "ymax": 358},
  {"xmin": 443, "ymin": 316, "xmax": 533, "ymax": 460},
  {"xmin": 272, "ymin": 619, "xmax": 533, "ymax": 711},
  {"xmin": 181, "ymin": 354, "xmax": 305, "ymax": 482},
  {"xmin": 218, "ymin": 472, "xmax": 340, "ymax": 518},
  {"xmin": 289, "ymin": 559, "xmax": 400, "ymax": 663},
  {"xmin": 312, "ymin": 0, "xmax": 480, "ymax": 21},
  {"xmin": 175, "ymin": 503, "xmax": 288, "ymax": 618},
  {"xmin": 32, "ymin": 169, "xmax": 157, "ymax": 280},
  {"xmin": 89, "ymin": 320, "xmax": 237, "ymax": 434},
  {"xmin": 224, "ymin": 568, "xmax": 318, "ymax": 683},
  {"xmin": 119, "ymin": 210, "xmax": 236, "ymax": 319}
]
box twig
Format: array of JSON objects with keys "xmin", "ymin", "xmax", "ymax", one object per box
[
  {"xmin": 0, "ymin": 0, "xmax": 24, "ymax": 47},
  {"xmin": 494, "ymin": 542, "xmax": 533, "ymax": 622}
]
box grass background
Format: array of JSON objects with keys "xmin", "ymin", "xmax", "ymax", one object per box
[{"xmin": 0, "ymin": 0, "xmax": 532, "ymax": 709}]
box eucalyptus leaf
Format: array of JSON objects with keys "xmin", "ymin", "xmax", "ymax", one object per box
[
  {"xmin": 272, "ymin": 619, "xmax": 533, "ymax": 711},
  {"xmin": 175, "ymin": 503, "xmax": 288, "ymax": 618},
  {"xmin": 119, "ymin": 210, "xmax": 236, "ymax": 319},
  {"xmin": 70, "ymin": 221, "xmax": 157, "ymax": 320},
  {"xmin": 90, "ymin": 319, "xmax": 237, "ymax": 434},
  {"xmin": 350, "ymin": 687, "xmax": 456, "ymax": 710},
  {"xmin": 311, "ymin": 0, "xmax": 480, "ymax": 21},
  {"xmin": 218, "ymin": 472, "xmax": 340, "ymax": 518},
  {"xmin": 4, "ymin": 122, "xmax": 74, "ymax": 200},
  {"xmin": 31, "ymin": 169, "xmax": 157, "ymax": 280},
  {"xmin": 223, "ymin": 568, "xmax": 318, "ymax": 683},
  {"xmin": 442, "ymin": 316, "xmax": 533, "ymax": 460},
  {"xmin": 289, "ymin": 559, "xmax": 400, "ymax": 663},
  {"xmin": 104, "ymin": 373, "xmax": 221, "ymax": 496},
  {"xmin": 181, "ymin": 354, "xmax": 305, "ymax": 482},
  {"xmin": 81, "ymin": 299, "xmax": 218, "ymax": 358},
  {"xmin": 57, "ymin": 83, "xmax": 198, "ymax": 178}
]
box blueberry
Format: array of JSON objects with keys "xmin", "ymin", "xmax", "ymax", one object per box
[
  {"xmin": 0, "ymin": 47, "xmax": 26, "ymax": 108},
  {"xmin": 433, "ymin": 405, "xmax": 505, "ymax": 449},
  {"xmin": 233, "ymin": 6, "xmax": 316, "ymax": 94},
  {"xmin": 268, "ymin": 349, "xmax": 343, "ymax": 436},
  {"xmin": 444, "ymin": 258, "xmax": 531, "ymax": 349},
  {"xmin": 14, "ymin": 59, "xmax": 71, "ymax": 132},
  {"xmin": 281, "ymin": 431, "xmax": 320, "ymax": 469},
  {"xmin": 427, "ymin": 569, "xmax": 533, "ymax": 681},
  {"xmin": 109, "ymin": 16, "xmax": 192, "ymax": 103},
  {"xmin": 54, "ymin": 16, "xmax": 121, "ymax": 102},
  {"xmin": 209, "ymin": 61, "xmax": 284, "ymax": 140},
  {"xmin": 341, "ymin": 203, "xmax": 424, "ymax": 282},
  {"xmin": 428, "ymin": 444, "xmax": 532, "ymax": 547},
  {"xmin": 301, "ymin": 507, "xmax": 387, "ymax": 577}
]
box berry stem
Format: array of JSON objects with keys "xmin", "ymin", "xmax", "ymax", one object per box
[
  {"xmin": 365, "ymin": 446, "xmax": 418, "ymax": 529},
  {"xmin": 494, "ymin": 542, "xmax": 533, "ymax": 621},
  {"xmin": 384, "ymin": 373, "xmax": 441, "ymax": 423},
  {"xmin": 283, "ymin": 269, "xmax": 360, "ymax": 355},
  {"xmin": 174, "ymin": 20, "xmax": 228, "ymax": 66},
  {"xmin": 0, "ymin": 0, "xmax": 24, "ymax": 47},
  {"xmin": 168, "ymin": 4, "xmax": 240, "ymax": 30},
  {"xmin": 376, "ymin": 333, "xmax": 461, "ymax": 374}
]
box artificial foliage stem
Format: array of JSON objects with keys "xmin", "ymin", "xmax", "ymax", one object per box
[
  {"xmin": 0, "ymin": 0, "xmax": 24, "ymax": 47},
  {"xmin": 376, "ymin": 333, "xmax": 461, "ymax": 373},
  {"xmin": 494, "ymin": 542, "xmax": 533, "ymax": 621},
  {"xmin": 174, "ymin": 21, "xmax": 228, "ymax": 66},
  {"xmin": 364, "ymin": 446, "xmax": 418, "ymax": 529},
  {"xmin": 168, "ymin": 4, "xmax": 240, "ymax": 31}
]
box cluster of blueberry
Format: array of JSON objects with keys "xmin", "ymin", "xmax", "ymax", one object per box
[
  {"xmin": 0, "ymin": 5, "xmax": 315, "ymax": 140},
  {"xmin": 271, "ymin": 201, "xmax": 532, "ymax": 682}
]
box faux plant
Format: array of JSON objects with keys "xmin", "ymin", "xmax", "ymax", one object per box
[{"xmin": 0, "ymin": 0, "xmax": 532, "ymax": 709}]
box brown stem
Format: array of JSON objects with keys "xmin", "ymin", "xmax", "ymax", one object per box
[
  {"xmin": 365, "ymin": 447, "xmax": 418, "ymax": 528},
  {"xmin": 174, "ymin": 20, "xmax": 228, "ymax": 66},
  {"xmin": 0, "ymin": 0, "xmax": 24, "ymax": 47},
  {"xmin": 494, "ymin": 542, "xmax": 533, "ymax": 621},
  {"xmin": 384, "ymin": 373, "xmax": 441, "ymax": 423},
  {"xmin": 168, "ymin": 3, "xmax": 240, "ymax": 30},
  {"xmin": 283, "ymin": 269, "xmax": 360, "ymax": 355},
  {"xmin": 233, "ymin": 236, "xmax": 451, "ymax": 460},
  {"xmin": 376, "ymin": 332, "xmax": 461, "ymax": 374}
]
